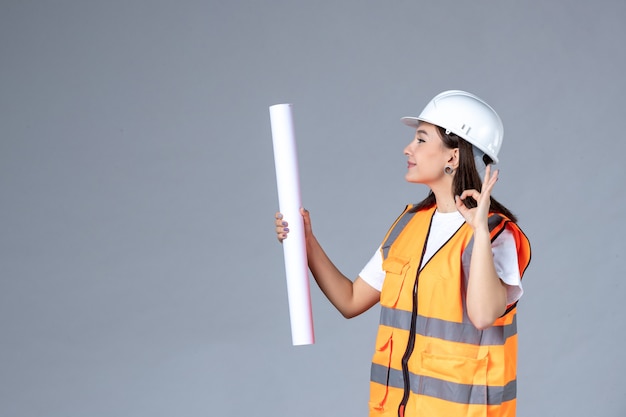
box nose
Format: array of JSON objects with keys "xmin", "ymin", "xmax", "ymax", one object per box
[{"xmin": 403, "ymin": 140, "xmax": 413, "ymax": 156}]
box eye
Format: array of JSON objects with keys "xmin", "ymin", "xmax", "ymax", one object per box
[{"xmin": 415, "ymin": 138, "xmax": 425, "ymax": 144}]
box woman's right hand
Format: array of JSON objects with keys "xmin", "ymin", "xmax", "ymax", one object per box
[
  {"xmin": 274, "ymin": 208, "xmax": 312, "ymax": 243},
  {"xmin": 275, "ymin": 212, "xmax": 289, "ymax": 242}
]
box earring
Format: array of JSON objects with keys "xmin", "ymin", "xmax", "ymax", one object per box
[{"xmin": 444, "ymin": 165, "xmax": 454, "ymax": 175}]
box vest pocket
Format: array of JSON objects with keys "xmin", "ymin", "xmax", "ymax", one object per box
[
  {"xmin": 419, "ymin": 349, "xmax": 488, "ymax": 385},
  {"xmin": 380, "ymin": 256, "xmax": 411, "ymax": 308},
  {"xmin": 369, "ymin": 326, "xmax": 395, "ymax": 414},
  {"xmin": 417, "ymin": 347, "xmax": 489, "ymax": 415}
]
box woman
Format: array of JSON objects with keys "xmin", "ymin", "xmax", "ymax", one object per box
[{"xmin": 275, "ymin": 90, "xmax": 531, "ymax": 417}]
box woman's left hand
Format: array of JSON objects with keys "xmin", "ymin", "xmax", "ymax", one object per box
[{"xmin": 455, "ymin": 164, "xmax": 499, "ymax": 231}]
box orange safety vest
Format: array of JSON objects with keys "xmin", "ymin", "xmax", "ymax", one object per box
[{"xmin": 369, "ymin": 205, "xmax": 531, "ymax": 417}]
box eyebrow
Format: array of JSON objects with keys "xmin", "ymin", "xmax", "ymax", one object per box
[{"xmin": 416, "ymin": 129, "xmax": 430, "ymax": 137}]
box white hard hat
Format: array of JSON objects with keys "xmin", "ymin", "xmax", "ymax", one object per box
[{"xmin": 401, "ymin": 90, "xmax": 504, "ymax": 164}]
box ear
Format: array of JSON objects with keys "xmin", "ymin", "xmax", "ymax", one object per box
[{"xmin": 447, "ymin": 148, "xmax": 460, "ymax": 169}]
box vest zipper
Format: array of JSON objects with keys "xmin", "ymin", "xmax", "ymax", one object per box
[
  {"xmin": 397, "ymin": 214, "xmax": 434, "ymax": 417},
  {"xmin": 397, "ymin": 267, "xmax": 421, "ymax": 417}
]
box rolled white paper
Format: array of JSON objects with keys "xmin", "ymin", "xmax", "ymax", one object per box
[{"xmin": 269, "ymin": 103, "xmax": 315, "ymax": 346}]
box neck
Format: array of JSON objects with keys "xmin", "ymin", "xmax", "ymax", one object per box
[
  {"xmin": 430, "ymin": 181, "xmax": 457, "ymax": 213},
  {"xmin": 434, "ymin": 195, "xmax": 457, "ymax": 213}
]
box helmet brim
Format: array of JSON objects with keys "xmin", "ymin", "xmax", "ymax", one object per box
[
  {"xmin": 400, "ymin": 116, "xmax": 499, "ymax": 164},
  {"xmin": 400, "ymin": 117, "xmax": 421, "ymax": 128}
]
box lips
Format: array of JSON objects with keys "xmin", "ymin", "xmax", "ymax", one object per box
[{"xmin": 407, "ymin": 161, "xmax": 416, "ymax": 168}]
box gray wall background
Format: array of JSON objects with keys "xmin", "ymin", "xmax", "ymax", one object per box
[{"xmin": 1, "ymin": 1, "xmax": 625, "ymax": 416}]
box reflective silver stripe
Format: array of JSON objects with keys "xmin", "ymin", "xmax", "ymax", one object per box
[
  {"xmin": 384, "ymin": 212, "xmax": 504, "ymax": 262},
  {"xmin": 379, "ymin": 307, "xmax": 517, "ymax": 345},
  {"xmin": 371, "ymin": 364, "xmax": 516, "ymax": 405},
  {"xmin": 488, "ymin": 214, "xmax": 506, "ymax": 238},
  {"xmin": 381, "ymin": 208, "xmax": 417, "ymax": 259}
]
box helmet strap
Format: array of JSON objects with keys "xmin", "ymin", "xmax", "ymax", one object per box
[{"xmin": 473, "ymin": 147, "xmax": 488, "ymax": 180}]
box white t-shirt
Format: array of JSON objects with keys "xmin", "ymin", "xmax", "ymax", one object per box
[{"xmin": 359, "ymin": 210, "xmax": 523, "ymax": 305}]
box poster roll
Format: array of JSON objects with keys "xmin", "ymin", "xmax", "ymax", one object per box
[{"xmin": 269, "ymin": 103, "xmax": 315, "ymax": 346}]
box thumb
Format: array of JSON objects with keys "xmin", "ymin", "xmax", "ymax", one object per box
[
  {"xmin": 454, "ymin": 195, "xmax": 465, "ymax": 212},
  {"xmin": 455, "ymin": 195, "xmax": 471, "ymax": 218},
  {"xmin": 300, "ymin": 207, "xmax": 312, "ymax": 230}
]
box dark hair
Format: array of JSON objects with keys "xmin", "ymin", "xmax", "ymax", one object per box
[{"xmin": 411, "ymin": 126, "xmax": 518, "ymax": 223}]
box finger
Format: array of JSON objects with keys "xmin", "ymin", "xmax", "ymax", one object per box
[
  {"xmin": 485, "ymin": 165, "xmax": 498, "ymax": 185},
  {"xmin": 275, "ymin": 217, "xmax": 288, "ymax": 227},
  {"xmin": 481, "ymin": 165, "xmax": 493, "ymax": 189},
  {"xmin": 274, "ymin": 212, "xmax": 287, "ymax": 226},
  {"xmin": 482, "ymin": 168, "xmax": 499, "ymax": 195},
  {"xmin": 489, "ymin": 169, "xmax": 499, "ymax": 186},
  {"xmin": 276, "ymin": 225, "xmax": 289, "ymax": 242},
  {"xmin": 459, "ymin": 189, "xmax": 480, "ymax": 200}
]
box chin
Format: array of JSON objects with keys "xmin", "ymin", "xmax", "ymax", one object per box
[{"xmin": 405, "ymin": 174, "xmax": 422, "ymax": 184}]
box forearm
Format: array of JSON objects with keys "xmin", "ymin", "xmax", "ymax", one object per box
[
  {"xmin": 305, "ymin": 234, "xmax": 360, "ymax": 318},
  {"xmin": 466, "ymin": 228, "xmax": 507, "ymax": 329}
]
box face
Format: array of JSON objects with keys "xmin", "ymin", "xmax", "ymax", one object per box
[{"xmin": 403, "ymin": 122, "xmax": 457, "ymax": 185}]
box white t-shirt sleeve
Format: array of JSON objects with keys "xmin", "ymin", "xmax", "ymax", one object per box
[
  {"xmin": 358, "ymin": 247, "xmax": 385, "ymax": 292},
  {"xmin": 490, "ymin": 227, "xmax": 524, "ymax": 305}
]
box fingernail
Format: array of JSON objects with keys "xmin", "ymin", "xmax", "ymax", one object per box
[
  {"xmin": 282, "ymin": 221, "xmax": 287, "ymax": 226},
  {"xmin": 284, "ymin": 227, "xmax": 289, "ymax": 232}
]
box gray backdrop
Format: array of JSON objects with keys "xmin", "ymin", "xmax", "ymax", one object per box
[{"xmin": 1, "ymin": 1, "xmax": 625, "ymax": 416}]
